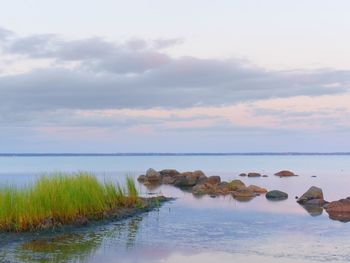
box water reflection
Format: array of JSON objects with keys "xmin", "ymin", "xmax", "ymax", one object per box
[
  {"xmin": 6, "ymin": 214, "xmax": 145, "ymax": 263},
  {"xmin": 299, "ymin": 204, "xmax": 323, "ymax": 217}
]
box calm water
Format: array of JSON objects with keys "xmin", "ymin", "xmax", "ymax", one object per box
[{"xmin": 0, "ymin": 155, "xmax": 350, "ymax": 263}]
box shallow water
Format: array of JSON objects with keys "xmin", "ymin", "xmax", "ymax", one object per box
[{"xmin": 0, "ymin": 155, "xmax": 350, "ymax": 263}]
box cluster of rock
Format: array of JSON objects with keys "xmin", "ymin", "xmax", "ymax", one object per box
[
  {"xmin": 138, "ymin": 168, "xmax": 268, "ymax": 200},
  {"xmin": 238, "ymin": 170, "xmax": 297, "ymax": 178},
  {"xmin": 295, "ymin": 186, "xmax": 350, "ymax": 222},
  {"xmin": 138, "ymin": 169, "xmax": 350, "ymax": 222}
]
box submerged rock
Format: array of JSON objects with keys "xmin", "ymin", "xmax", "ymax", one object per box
[
  {"xmin": 274, "ymin": 170, "xmax": 296, "ymax": 177},
  {"xmin": 326, "ymin": 197, "xmax": 350, "ymax": 222},
  {"xmin": 247, "ymin": 172, "xmax": 261, "ymax": 177},
  {"xmin": 297, "ymin": 186, "xmax": 325, "ymax": 205},
  {"xmin": 266, "ymin": 190, "xmax": 288, "ymax": 200}
]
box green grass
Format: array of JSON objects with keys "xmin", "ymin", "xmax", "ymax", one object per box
[{"xmin": 0, "ymin": 172, "xmax": 139, "ymax": 232}]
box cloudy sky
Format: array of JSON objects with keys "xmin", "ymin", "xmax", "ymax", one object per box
[{"xmin": 1, "ymin": 0, "xmax": 350, "ymax": 152}]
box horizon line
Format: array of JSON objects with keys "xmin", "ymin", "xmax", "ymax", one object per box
[{"xmin": 1, "ymin": 152, "xmax": 350, "ymax": 156}]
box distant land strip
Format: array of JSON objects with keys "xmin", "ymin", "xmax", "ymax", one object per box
[{"xmin": 1, "ymin": 153, "xmax": 350, "ymax": 157}]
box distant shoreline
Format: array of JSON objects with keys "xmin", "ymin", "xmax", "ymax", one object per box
[{"xmin": 1, "ymin": 152, "xmax": 350, "ymax": 157}]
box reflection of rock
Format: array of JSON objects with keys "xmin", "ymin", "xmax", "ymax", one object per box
[
  {"xmin": 300, "ymin": 204, "xmax": 323, "ymax": 216},
  {"xmin": 274, "ymin": 170, "xmax": 296, "ymax": 177},
  {"xmin": 326, "ymin": 198, "xmax": 350, "ymax": 222},
  {"xmin": 232, "ymin": 187, "xmax": 256, "ymax": 199},
  {"xmin": 247, "ymin": 185, "xmax": 267, "ymax": 193},
  {"xmin": 297, "ymin": 186, "xmax": 325, "ymax": 205},
  {"xmin": 266, "ymin": 190, "xmax": 288, "ymax": 200},
  {"xmin": 247, "ymin": 172, "xmax": 261, "ymax": 177}
]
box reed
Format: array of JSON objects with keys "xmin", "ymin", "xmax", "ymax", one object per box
[{"xmin": 0, "ymin": 172, "xmax": 139, "ymax": 232}]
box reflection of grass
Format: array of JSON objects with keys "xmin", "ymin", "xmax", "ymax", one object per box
[
  {"xmin": 16, "ymin": 232, "xmax": 102, "ymax": 263},
  {"xmin": 0, "ymin": 172, "xmax": 139, "ymax": 231}
]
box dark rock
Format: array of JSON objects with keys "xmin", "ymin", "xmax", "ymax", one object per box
[
  {"xmin": 239, "ymin": 173, "xmax": 247, "ymax": 177},
  {"xmin": 159, "ymin": 169, "xmax": 180, "ymax": 177},
  {"xmin": 274, "ymin": 170, "xmax": 296, "ymax": 177},
  {"xmin": 247, "ymin": 172, "xmax": 261, "ymax": 177},
  {"xmin": 266, "ymin": 190, "xmax": 288, "ymax": 200},
  {"xmin": 137, "ymin": 175, "xmax": 146, "ymax": 182},
  {"xmin": 262, "ymin": 175, "xmax": 269, "ymax": 177},
  {"xmin": 297, "ymin": 186, "xmax": 325, "ymax": 205},
  {"xmin": 174, "ymin": 171, "xmax": 205, "ymax": 187},
  {"xmin": 311, "ymin": 175, "xmax": 317, "ymax": 178}
]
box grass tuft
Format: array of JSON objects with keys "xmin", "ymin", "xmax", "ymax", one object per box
[{"xmin": 0, "ymin": 172, "xmax": 139, "ymax": 232}]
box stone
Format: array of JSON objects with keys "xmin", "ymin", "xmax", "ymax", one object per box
[
  {"xmin": 326, "ymin": 198, "xmax": 350, "ymax": 222},
  {"xmin": 297, "ymin": 186, "xmax": 325, "ymax": 205},
  {"xmin": 239, "ymin": 173, "xmax": 247, "ymax": 177},
  {"xmin": 137, "ymin": 175, "xmax": 146, "ymax": 182},
  {"xmin": 174, "ymin": 170, "xmax": 205, "ymax": 187},
  {"xmin": 274, "ymin": 170, "xmax": 296, "ymax": 177},
  {"xmin": 266, "ymin": 190, "xmax": 288, "ymax": 200},
  {"xmin": 228, "ymin": 179, "xmax": 245, "ymax": 190},
  {"xmin": 247, "ymin": 185, "xmax": 268, "ymax": 193},
  {"xmin": 247, "ymin": 172, "xmax": 261, "ymax": 177},
  {"xmin": 145, "ymin": 168, "xmax": 161, "ymax": 182},
  {"xmin": 159, "ymin": 169, "xmax": 180, "ymax": 177},
  {"xmin": 206, "ymin": 175, "xmax": 221, "ymax": 185},
  {"xmin": 215, "ymin": 182, "xmax": 231, "ymax": 195},
  {"xmin": 262, "ymin": 175, "xmax": 269, "ymax": 177}
]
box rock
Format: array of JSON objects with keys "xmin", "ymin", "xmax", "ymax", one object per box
[
  {"xmin": 145, "ymin": 168, "xmax": 161, "ymax": 182},
  {"xmin": 326, "ymin": 198, "xmax": 350, "ymax": 222},
  {"xmin": 262, "ymin": 175, "xmax": 268, "ymax": 177},
  {"xmin": 159, "ymin": 169, "xmax": 180, "ymax": 177},
  {"xmin": 311, "ymin": 175, "xmax": 317, "ymax": 178},
  {"xmin": 159, "ymin": 169, "xmax": 181, "ymax": 184},
  {"xmin": 247, "ymin": 172, "xmax": 261, "ymax": 177},
  {"xmin": 215, "ymin": 182, "xmax": 231, "ymax": 195},
  {"xmin": 297, "ymin": 186, "xmax": 325, "ymax": 205},
  {"xmin": 206, "ymin": 175, "xmax": 221, "ymax": 185},
  {"xmin": 232, "ymin": 187, "xmax": 256, "ymax": 200},
  {"xmin": 274, "ymin": 170, "xmax": 296, "ymax": 177},
  {"xmin": 192, "ymin": 175, "xmax": 221, "ymax": 195},
  {"xmin": 174, "ymin": 170, "xmax": 205, "ymax": 187},
  {"xmin": 228, "ymin": 179, "xmax": 246, "ymax": 190},
  {"xmin": 247, "ymin": 185, "xmax": 268, "ymax": 193},
  {"xmin": 137, "ymin": 175, "xmax": 146, "ymax": 182},
  {"xmin": 162, "ymin": 176, "xmax": 177, "ymax": 184},
  {"xmin": 239, "ymin": 173, "xmax": 247, "ymax": 177},
  {"xmin": 266, "ymin": 190, "xmax": 288, "ymax": 200}
]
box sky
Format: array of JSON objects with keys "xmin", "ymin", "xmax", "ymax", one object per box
[{"xmin": 1, "ymin": 0, "xmax": 350, "ymax": 152}]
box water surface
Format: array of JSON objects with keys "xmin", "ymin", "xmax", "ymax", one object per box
[{"xmin": 0, "ymin": 155, "xmax": 349, "ymax": 263}]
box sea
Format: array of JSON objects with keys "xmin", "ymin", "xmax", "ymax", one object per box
[{"xmin": 0, "ymin": 153, "xmax": 350, "ymax": 263}]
